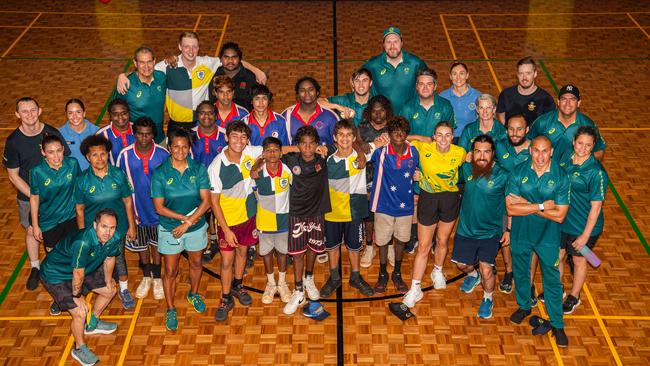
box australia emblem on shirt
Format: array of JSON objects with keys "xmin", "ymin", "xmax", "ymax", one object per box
[
  {"xmin": 189, "ymin": 176, "xmax": 196, "ymax": 183},
  {"xmin": 279, "ymin": 178, "xmax": 289, "ymax": 188},
  {"xmin": 469, "ymin": 103, "xmax": 476, "ymax": 110},
  {"xmin": 404, "ymin": 67, "xmax": 410, "ymax": 74},
  {"xmin": 197, "ymin": 70, "xmax": 205, "ymax": 80},
  {"xmin": 111, "ymin": 183, "xmax": 118, "ymax": 190},
  {"xmin": 292, "ymin": 166, "xmax": 301, "ymax": 175},
  {"xmin": 527, "ymin": 101, "xmax": 536, "ymax": 111},
  {"xmin": 66, "ymin": 173, "xmax": 73, "ymax": 180},
  {"xmin": 244, "ymin": 160, "xmax": 253, "ymax": 171}
]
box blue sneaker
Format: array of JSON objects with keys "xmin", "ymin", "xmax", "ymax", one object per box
[
  {"xmin": 71, "ymin": 344, "xmax": 99, "ymax": 366},
  {"xmin": 85, "ymin": 314, "xmax": 118, "ymax": 335},
  {"xmin": 165, "ymin": 308, "xmax": 178, "ymax": 331},
  {"xmin": 459, "ymin": 274, "xmax": 481, "ymax": 293},
  {"xmin": 187, "ymin": 292, "xmax": 206, "ymax": 313},
  {"xmin": 477, "ymin": 298, "xmax": 494, "ymax": 319},
  {"xmin": 119, "ymin": 289, "xmax": 136, "ymax": 309}
]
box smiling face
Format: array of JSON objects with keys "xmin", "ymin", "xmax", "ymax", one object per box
[
  {"xmin": 178, "ymin": 36, "xmax": 199, "ymax": 63},
  {"xmin": 109, "ymin": 104, "xmax": 130, "ymax": 130},
  {"xmin": 383, "ymin": 34, "xmax": 403, "ymax": 59},
  {"xmin": 134, "ymin": 50, "xmax": 155, "ymax": 79},
  {"xmin": 434, "ymin": 125, "xmax": 453, "ymax": 151},
  {"xmin": 42, "ymin": 140, "xmax": 65, "ymax": 168},
  {"xmin": 351, "ymin": 73, "xmax": 372, "ymax": 97},
  {"xmin": 66, "ymin": 102, "xmax": 86, "ymax": 127},
  {"xmin": 573, "ymin": 133, "xmax": 595, "ymax": 159},
  {"xmin": 530, "ymin": 137, "xmax": 553, "ymax": 169},
  {"xmin": 477, "ymin": 98, "xmax": 496, "ymax": 122},
  {"xmin": 225, "ymin": 130, "xmax": 249, "ymax": 154},
  {"xmin": 197, "ymin": 104, "xmax": 216, "ymax": 130},
  {"xmin": 169, "ymin": 135, "xmax": 190, "ymax": 162},
  {"xmin": 472, "ymin": 141, "xmax": 494, "ymax": 168},
  {"xmin": 334, "ymin": 126, "xmax": 355, "ymax": 150},
  {"xmin": 516, "ymin": 63, "xmax": 537, "ymax": 89},
  {"xmin": 15, "ymin": 100, "xmax": 42, "ymax": 127},
  {"xmin": 558, "ymin": 94, "xmax": 580, "ymax": 118},
  {"xmin": 450, "ymin": 64, "xmax": 469, "ymax": 89},
  {"xmin": 416, "ymin": 75, "xmax": 436, "ymax": 99},
  {"xmin": 507, "ymin": 116, "xmax": 529, "ymax": 147}
]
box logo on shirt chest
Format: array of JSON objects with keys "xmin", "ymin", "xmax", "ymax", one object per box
[
  {"xmin": 380, "ymin": 68, "xmax": 387, "ymax": 76},
  {"xmin": 272, "ymin": 131, "xmax": 279, "ymax": 138},
  {"xmin": 111, "ymin": 183, "xmax": 118, "ymax": 190},
  {"xmin": 548, "ymin": 127, "xmax": 556, "ymax": 135},
  {"xmin": 502, "ymin": 153, "xmax": 510, "ymax": 159},
  {"xmin": 528, "ymin": 101, "xmax": 537, "ymax": 111},
  {"xmin": 197, "ymin": 70, "xmax": 205, "ymax": 80},
  {"xmin": 351, "ymin": 160, "xmax": 360, "ymax": 169},
  {"xmin": 434, "ymin": 112, "xmax": 441, "ymax": 120},
  {"xmin": 425, "ymin": 153, "xmax": 432, "ymax": 158},
  {"xmin": 157, "ymin": 86, "xmax": 162, "ymax": 92},
  {"xmin": 166, "ymin": 178, "xmax": 174, "ymax": 185},
  {"xmin": 403, "ymin": 67, "xmax": 410, "ymax": 74},
  {"xmin": 189, "ymin": 176, "xmax": 196, "ymax": 183},
  {"xmin": 521, "ymin": 176, "xmax": 529, "ymax": 184},
  {"xmin": 292, "ymin": 166, "xmax": 301, "ymax": 175},
  {"xmin": 239, "ymin": 81, "xmax": 247, "ymax": 89},
  {"xmin": 44, "ymin": 178, "xmax": 51, "ymax": 186},
  {"xmin": 244, "ymin": 160, "xmax": 253, "ymax": 171},
  {"xmin": 89, "ymin": 186, "xmax": 96, "ymax": 193},
  {"xmin": 66, "ymin": 173, "xmax": 73, "ymax": 181},
  {"xmin": 547, "ymin": 180, "xmax": 555, "ymax": 187},
  {"xmin": 487, "ymin": 180, "xmax": 495, "ymax": 188},
  {"xmin": 469, "ymin": 103, "xmax": 476, "ymax": 110},
  {"xmin": 314, "ymin": 163, "xmax": 322, "ymax": 172},
  {"xmin": 279, "ymin": 177, "xmax": 289, "ymax": 188},
  {"xmin": 412, "ymin": 112, "xmax": 419, "ymax": 120},
  {"xmin": 136, "ymin": 91, "xmax": 142, "ymax": 98}
]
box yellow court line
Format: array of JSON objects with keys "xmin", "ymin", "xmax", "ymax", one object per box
[
  {"xmin": 1, "ymin": 12, "xmax": 41, "ymax": 58},
  {"xmin": 193, "ymin": 14, "xmax": 202, "ymax": 32},
  {"xmin": 0, "ymin": 314, "xmax": 133, "ymax": 321},
  {"xmin": 583, "ymin": 285, "xmax": 623, "ymax": 365},
  {"xmin": 58, "ymin": 292, "xmax": 93, "ymax": 366},
  {"xmin": 467, "ymin": 15, "xmax": 502, "ymax": 92},
  {"xmin": 448, "ymin": 26, "xmax": 638, "ymax": 31},
  {"xmin": 627, "ymin": 13, "xmax": 650, "ymax": 41},
  {"xmin": 442, "ymin": 12, "xmax": 650, "ymax": 16},
  {"xmin": 214, "ymin": 14, "xmax": 230, "ymax": 56},
  {"xmin": 533, "ymin": 292, "xmax": 565, "ymax": 365},
  {"xmin": 439, "ymin": 14, "xmax": 457, "ymax": 60},
  {"xmin": 117, "ymin": 298, "xmax": 143, "ymax": 366}
]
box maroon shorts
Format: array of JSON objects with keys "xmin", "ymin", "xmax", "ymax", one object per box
[
  {"xmin": 288, "ymin": 215, "xmax": 325, "ymax": 255},
  {"xmin": 217, "ymin": 216, "xmax": 258, "ymax": 252}
]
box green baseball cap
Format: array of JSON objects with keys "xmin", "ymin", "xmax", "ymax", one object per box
[{"xmin": 383, "ymin": 26, "xmax": 401, "ymax": 39}]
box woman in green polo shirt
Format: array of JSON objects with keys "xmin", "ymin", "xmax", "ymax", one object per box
[{"xmin": 151, "ymin": 128, "xmax": 211, "ymax": 332}]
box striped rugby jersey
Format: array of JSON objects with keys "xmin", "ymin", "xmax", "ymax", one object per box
[
  {"xmin": 254, "ymin": 162, "xmax": 292, "ymax": 232},
  {"xmin": 325, "ymin": 150, "xmax": 369, "ymax": 222}
]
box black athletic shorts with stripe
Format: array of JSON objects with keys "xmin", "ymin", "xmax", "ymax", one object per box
[{"xmin": 288, "ymin": 215, "xmax": 325, "ymax": 255}]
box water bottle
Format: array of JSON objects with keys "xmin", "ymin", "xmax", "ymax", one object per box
[{"xmin": 578, "ymin": 246, "xmax": 601, "ymax": 268}]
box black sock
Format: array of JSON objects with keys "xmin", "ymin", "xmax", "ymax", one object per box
[
  {"xmin": 410, "ymin": 224, "xmax": 417, "ymax": 240},
  {"xmin": 232, "ymin": 278, "xmax": 242, "ymax": 290},
  {"xmin": 380, "ymin": 262, "xmax": 388, "ymax": 274},
  {"xmin": 141, "ymin": 262, "xmax": 151, "ymax": 277},
  {"xmin": 295, "ymin": 280, "xmax": 303, "ymax": 292},
  {"xmin": 350, "ymin": 270, "xmax": 360, "ymax": 281},
  {"xmin": 223, "ymin": 292, "xmax": 233, "ymax": 302},
  {"xmin": 151, "ymin": 264, "xmax": 161, "ymax": 279},
  {"xmin": 394, "ymin": 259, "xmax": 402, "ymax": 273},
  {"xmin": 305, "ymin": 270, "xmax": 313, "ymax": 278},
  {"xmin": 330, "ymin": 267, "xmax": 341, "ymax": 281}
]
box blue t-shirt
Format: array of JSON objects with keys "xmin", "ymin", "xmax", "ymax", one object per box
[
  {"xmin": 242, "ymin": 111, "xmax": 290, "ymax": 146},
  {"xmin": 439, "ymin": 85, "xmax": 482, "ymax": 137},
  {"xmin": 97, "ymin": 123, "xmax": 136, "ymax": 165},
  {"xmin": 59, "ymin": 120, "xmax": 99, "ymax": 171},
  {"xmin": 191, "ymin": 127, "xmax": 227, "ymax": 167},
  {"xmin": 369, "ymin": 143, "xmax": 420, "ymax": 217},
  {"xmin": 282, "ymin": 103, "xmax": 339, "ymax": 145}
]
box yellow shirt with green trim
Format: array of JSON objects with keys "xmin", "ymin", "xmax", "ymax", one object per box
[{"xmin": 411, "ymin": 141, "xmax": 466, "ymax": 193}]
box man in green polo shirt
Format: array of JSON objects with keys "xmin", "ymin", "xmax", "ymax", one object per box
[
  {"xmin": 320, "ymin": 67, "xmax": 375, "ymax": 126},
  {"xmin": 496, "ymin": 115, "xmax": 531, "ymax": 174},
  {"xmin": 506, "ymin": 136, "xmax": 570, "ymax": 348},
  {"xmin": 399, "ymin": 68, "xmax": 456, "ymax": 138},
  {"xmin": 528, "ymin": 84, "xmax": 606, "ymax": 161},
  {"xmin": 363, "ymin": 26, "xmax": 427, "ymax": 112},
  {"xmin": 123, "ymin": 46, "xmax": 166, "ymax": 143},
  {"xmin": 40, "ymin": 208, "xmax": 121, "ymax": 366}
]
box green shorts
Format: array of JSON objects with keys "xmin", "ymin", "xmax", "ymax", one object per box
[{"xmin": 158, "ymin": 223, "xmax": 208, "ymax": 255}]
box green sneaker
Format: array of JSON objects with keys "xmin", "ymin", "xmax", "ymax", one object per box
[
  {"xmin": 71, "ymin": 344, "xmax": 99, "ymax": 366},
  {"xmin": 165, "ymin": 308, "xmax": 178, "ymax": 331},
  {"xmin": 84, "ymin": 314, "xmax": 117, "ymax": 335},
  {"xmin": 187, "ymin": 292, "xmax": 206, "ymax": 313}
]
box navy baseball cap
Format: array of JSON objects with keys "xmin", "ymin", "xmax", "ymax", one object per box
[
  {"xmin": 389, "ymin": 302, "xmax": 415, "ymax": 321},
  {"xmin": 383, "ymin": 26, "xmax": 401, "ymax": 39},
  {"xmin": 558, "ymin": 84, "xmax": 580, "ymax": 100},
  {"xmin": 301, "ymin": 301, "xmax": 330, "ymax": 321}
]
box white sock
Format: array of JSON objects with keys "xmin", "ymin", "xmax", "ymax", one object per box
[
  {"xmin": 434, "ymin": 265, "xmax": 443, "ymax": 271},
  {"xmin": 278, "ymin": 271, "xmax": 286, "ymax": 284},
  {"xmin": 119, "ymin": 280, "xmax": 128, "ymax": 291},
  {"xmin": 31, "ymin": 260, "xmax": 40, "ymax": 269},
  {"xmin": 484, "ymin": 291, "xmax": 493, "ymax": 300},
  {"xmin": 267, "ymin": 273, "xmax": 276, "ymax": 285},
  {"xmin": 411, "ymin": 279, "xmax": 421, "ymax": 288},
  {"xmin": 468, "ymin": 270, "xmax": 478, "ymax": 278}
]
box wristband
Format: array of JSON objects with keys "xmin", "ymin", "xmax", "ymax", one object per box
[
  {"xmin": 538, "ymin": 203, "xmax": 545, "ymax": 212},
  {"xmin": 505, "ymin": 227, "xmax": 511, "ymax": 232}
]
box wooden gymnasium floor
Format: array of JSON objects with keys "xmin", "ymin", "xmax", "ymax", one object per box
[{"xmin": 0, "ymin": 1, "xmax": 649, "ymax": 365}]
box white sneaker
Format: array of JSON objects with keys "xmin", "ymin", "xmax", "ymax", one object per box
[
  {"xmin": 262, "ymin": 282, "xmax": 277, "ymax": 304},
  {"xmin": 152, "ymin": 278, "xmax": 165, "ymax": 300},
  {"xmin": 317, "ymin": 253, "xmax": 328, "ymax": 264},
  {"xmin": 283, "ymin": 290, "xmax": 305, "ymax": 315},
  {"xmin": 303, "ymin": 276, "xmax": 320, "ymax": 301},
  {"xmin": 277, "ymin": 282, "xmax": 291, "ymax": 303},
  {"xmin": 387, "ymin": 244, "xmax": 395, "ymax": 267},
  {"xmin": 431, "ymin": 269, "xmax": 447, "ymax": 289},
  {"xmin": 402, "ymin": 286, "xmax": 423, "ymax": 308},
  {"xmin": 360, "ymin": 245, "xmax": 376, "ymax": 268},
  {"xmin": 135, "ymin": 277, "xmax": 152, "ymax": 299}
]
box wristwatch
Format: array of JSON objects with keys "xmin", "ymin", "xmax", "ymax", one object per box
[{"xmin": 538, "ymin": 203, "xmax": 545, "ymax": 212}]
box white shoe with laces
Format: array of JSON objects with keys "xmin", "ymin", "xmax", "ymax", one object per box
[
  {"xmin": 135, "ymin": 277, "xmax": 152, "ymax": 299},
  {"xmin": 283, "ymin": 290, "xmax": 305, "ymax": 315},
  {"xmin": 402, "ymin": 286, "xmax": 424, "ymax": 308},
  {"xmin": 303, "ymin": 276, "xmax": 320, "ymax": 301}
]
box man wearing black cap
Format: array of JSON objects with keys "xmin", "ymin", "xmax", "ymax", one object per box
[
  {"xmin": 527, "ymin": 84, "xmax": 606, "ymax": 161},
  {"xmin": 496, "ymin": 57, "xmax": 555, "ymax": 127},
  {"xmin": 362, "ymin": 26, "xmax": 428, "ymax": 112}
]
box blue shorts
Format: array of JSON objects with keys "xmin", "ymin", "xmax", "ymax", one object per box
[
  {"xmin": 451, "ymin": 234, "xmax": 500, "ymax": 266},
  {"xmin": 158, "ymin": 223, "xmax": 208, "ymax": 255},
  {"xmin": 324, "ymin": 219, "xmax": 364, "ymax": 252}
]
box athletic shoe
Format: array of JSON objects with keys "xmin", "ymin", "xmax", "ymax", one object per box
[
  {"xmin": 316, "ymin": 253, "xmax": 328, "ymax": 264},
  {"xmin": 387, "ymin": 245, "xmax": 395, "ymax": 267},
  {"xmin": 319, "ymin": 276, "xmax": 342, "ymax": 298},
  {"xmin": 231, "ymin": 286, "xmax": 252, "ymax": 306},
  {"xmin": 360, "ymin": 245, "xmax": 375, "ymax": 268},
  {"xmin": 431, "ymin": 269, "xmax": 447, "ymax": 289},
  {"xmin": 530, "ymin": 316, "xmax": 552, "ymax": 335},
  {"xmin": 477, "ymin": 298, "xmax": 494, "ymax": 319},
  {"xmin": 552, "ymin": 327, "xmax": 569, "ymax": 347},
  {"xmin": 26, "ymin": 267, "xmax": 40, "ymax": 291},
  {"xmin": 402, "ymin": 286, "xmax": 423, "ymax": 308},
  {"xmin": 510, "ymin": 308, "xmax": 532, "ymax": 324},
  {"xmin": 201, "ymin": 249, "xmax": 213, "ymax": 264},
  {"xmin": 187, "ymin": 292, "xmax": 206, "ymax": 313},
  {"xmin": 71, "ymin": 344, "xmax": 99, "ymax": 366},
  {"xmin": 152, "ymin": 278, "xmax": 164, "ymax": 300},
  {"xmin": 85, "ymin": 317, "xmax": 117, "ymax": 335},
  {"xmin": 530, "ymin": 285, "xmax": 538, "ymax": 307},
  {"xmin": 350, "ymin": 276, "xmax": 374, "ymax": 297},
  {"xmin": 562, "ymin": 295, "xmax": 581, "ymax": 314},
  {"xmin": 119, "ymin": 289, "xmax": 136, "ymax": 309},
  {"xmin": 135, "ymin": 277, "xmax": 152, "ymax": 299},
  {"xmin": 374, "ymin": 272, "xmax": 389, "ymax": 294},
  {"xmin": 262, "ymin": 282, "xmax": 278, "ymax": 304},
  {"xmin": 499, "ymin": 272, "xmax": 513, "ymax": 294},
  {"xmin": 539, "ymin": 289, "xmax": 566, "ymax": 304},
  {"xmin": 246, "ymin": 246, "xmax": 256, "ymax": 269},
  {"xmin": 391, "ymin": 272, "xmax": 409, "ymax": 294},
  {"xmin": 277, "ymin": 282, "xmax": 291, "ymax": 303},
  {"xmin": 214, "ymin": 299, "xmax": 234, "ymax": 322},
  {"xmin": 404, "ymin": 240, "xmax": 418, "ymax": 254},
  {"xmin": 303, "ymin": 276, "xmax": 320, "ymax": 301},
  {"xmin": 459, "ymin": 274, "xmax": 481, "ymax": 293},
  {"xmin": 165, "ymin": 308, "xmax": 178, "ymax": 331},
  {"xmin": 49, "ymin": 301, "xmax": 61, "ymax": 316},
  {"xmin": 283, "ymin": 290, "xmax": 305, "ymax": 315}
]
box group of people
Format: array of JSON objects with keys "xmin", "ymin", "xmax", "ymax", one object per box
[{"xmin": 3, "ymin": 26, "xmax": 607, "ymax": 365}]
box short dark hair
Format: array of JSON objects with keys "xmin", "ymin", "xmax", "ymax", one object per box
[
  {"xmin": 250, "ymin": 84, "xmax": 273, "ymax": 103},
  {"xmin": 218, "ymin": 42, "xmax": 243, "ymax": 59},
  {"xmin": 361, "ymin": 95, "xmax": 394, "ymax": 125},
  {"xmin": 65, "ymin": 98, "xmax": 85, "ymax": 112},
  {"xmin": 262, "ymin": 136, "xmax": 282, "ymax": 150},
  {"xmin": 449, "ymin": 62, "xmax": 468, "ymax": 74},
  {"xmin": 16, "ymin": 97, "xmax": 39, "ymax": 112},
  {"xmin": 517, "ymin": 56, "xmax": 537, "ymax": 71},
  {"xmin": 434, "ymin": 121, "xmax": 454, "ymax": 134},
  {"xmin": 351, "ymin": 67, "xmax": 372, "ymax": 81},
  {"xmin": 294, "ymin": 76, "xmax": 321, "ymax": 95},
  {"xmin": 168, "ymin": 127, "xmax": 193, "ymax": 146},
  {"xmin": 133, "ymin": 116, "xmax": 156, "ymax": 138},
  {"xmin": 295, "ymin": 125, "xmax": 319, "ymax": 144},
  {"xmin": 108, "ymin": 98, "xmax": 130, "ymax": 113},
  {"xmin": 226, "ymin": 120, "xmax": 251, "ymax": 138},
  {"xmin": 134, "ymin": 45, "xmax": 155, "ymax": 60},
  {"xmin": 80, "ymin": 134, "xmax": 112, "ymax": 157},
  {"xmin": 471, "ymin": 134, "xmax": 496, "ymax": 152},
  {"xmin": 95, "ymin": 208, "xmax": 118, "ymax": 224},
  {"xmin": 41, "ymin": 134, "xmax": 65, "ymax": 150},
  {"xmin": 506, "ymin": 114, "xmax": 527, "ymax": 127},
  {"xmin": 386, "ymin": 116, "xmax": 410, "ymax": 135},
  {"xmin": 574, "ymin": 125, "xmax": 599, "ymax": 143},
  {"xmin": 416, "ymin": 68, "xmax": 438, "ymax": 84},
  {"xmin": 197, "ymin": 100, "xmax": 215, "ymax": 112},
  {"xmin": 333, "ymin": 119, "xmax": 356, "ymax": 136}
]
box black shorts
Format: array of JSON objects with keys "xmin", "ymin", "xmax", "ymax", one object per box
[
  {"xmin": 417, "ymin": 191, "xmax": 460, "ymax": 226},
  {"xmin": 560, "ymin": 232, "xmax": 600, "ymax": 257},
  {"xmin": 125, "ymin": 224, "xmax": 158, "ymax": 252},
  {"xmin": 288, "ymin": 215, "xmax": 325, "ymax": 255},
  {"xmin": 42, "ymin": 218, "xmax": 78, "ymax": 249},
  {"xmin": 451, "ymin": 234, "xmax": 500, "ymax": 266},
  {"xmin": 42, "ymin": 266, "xmax": 107, "ymax": 311},
  {"xmin": 325, "ymin": 219, "xmax": 364, "ymax": 252}
]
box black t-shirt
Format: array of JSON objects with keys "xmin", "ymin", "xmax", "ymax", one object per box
[
  {"xmin": 3, "ymin": 123, "xmax": 71, "ymax": 201},
  {"xmin": 282, "ymin": 153, "xmax": 331, "ymax": 217},
  {"xmin": 208, "ymin": 66, "xmax": 258, "ymax": 111},
  {"xmin": 497, "ymin": 86, "xmax": 555, "ymax": 126},
  {"xmin": 359, "ymin": 121, "xmax": 386, "ymax": 190}
]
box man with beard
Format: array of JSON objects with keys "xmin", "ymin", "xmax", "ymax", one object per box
[
  {"xmin": 452, "ymin": 135, "xmax": 510, "ymax": 319},
  {"xmin": 362, "ymin": 27, "xmax": 427, "ymax": 112},
  {"xmin": 208, "ymin": 42, "xmax": 259, "ymax": 111},
  {"xmin": 496, "ymin": 57, "xmax": 555, "ymax": 126},
  {"xmin": 319, "ymin": 68, "xmax": 375, "ymax": 126}
]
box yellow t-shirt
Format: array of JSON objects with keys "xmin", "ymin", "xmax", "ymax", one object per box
[{"xmin": 411, "ymin": 141, "xmax": 465, "ymax": 193}]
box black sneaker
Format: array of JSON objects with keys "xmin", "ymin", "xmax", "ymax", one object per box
[
  {"xmin": 374, "ymin": 272, "xmax": 389, "ymax": 293},
  {"xmin": 246, "ymin": 247, "xmax": 256, "ymax": 269},
  {"xmin": 49, "ymin": 301, "xmax": 61, "ymax": 316},
  {"xmin": 214, "ymin": 299, "xmax": 234, "ymax": 322},
  {"xmin": 231, "ymin": 286, "xmax": 252, "ymax": 305},
  {"xmin": 26, "ymin": 267, "xmax": 40, "ymax": 291},
  {"xmin": 530, "ymin": 285, "xmax": 538, "ymax": 307},
  {"xmin": 499, "ymin": 272, "xmax": 513, "ymax": 294},
  {"xmin": 350, "ymin": 276, "xmax": 374, "ymax": 297},
  {"xmin": 391, "ymin": 272, "xmax": 408, "ymax": 294},
  {"xmin": 492, "ymin": 264, "xmax": 498, "ymax": 276},
  {"xmin": 562, "ymin": 295, "xmax": 581, "ymax": 314},
  {"xmin": 552, "ymin": 327, "xmax": 569, "ymax": 347},
  {"xmin": 510, "ymin": 308, "xmax": 532, "ymax": 324},
  {"xmin": 201, "ymin": 249, "xmax": 213, "ymax": 264},
  {"xmin": 538, "ymin": 292, "xmax": 545, "ymax": 303},
  {"xmin": 319, "ymin": 276, "xmax": 342, "ymax": 298}
]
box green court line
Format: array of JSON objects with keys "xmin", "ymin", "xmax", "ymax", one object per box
[
  {"xmin": 540, "ymin": 59, "xmax": 650, "ymax": 256},
  {"xmin": 0, "ymin": 251, "xmax": 28, "ymax": 307},
  {"xmin": 95, "ymin": 59, "xmax": 133, "ymax": 125}
]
